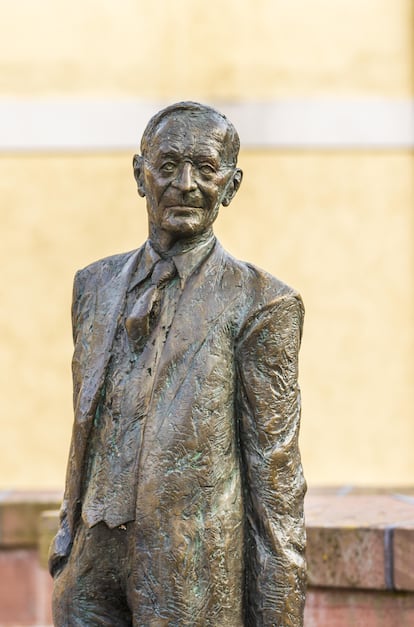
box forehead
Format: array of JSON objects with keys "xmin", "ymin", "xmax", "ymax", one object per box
[{"xmin": 148, "ymin": 113, "xmax": 229, "ymax": 159}]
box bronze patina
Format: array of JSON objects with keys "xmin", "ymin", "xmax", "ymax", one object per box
[{"xmin": 49, "ymin": 101, "xmax": 306, "ymax": 626}]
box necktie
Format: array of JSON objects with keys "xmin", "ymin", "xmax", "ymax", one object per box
[{"xmin": 125, "ymin": 257, "xmax": 177, "ymax": 344}]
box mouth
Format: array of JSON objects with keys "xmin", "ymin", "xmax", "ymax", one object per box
[{"xmin": 166, "ymin": 205, "xmax": 201, "ymax": 214}]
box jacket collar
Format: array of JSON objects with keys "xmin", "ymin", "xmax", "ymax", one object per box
[{"xmin": 128, "ymin": 234, "xmax": 216, "ymax": 291}]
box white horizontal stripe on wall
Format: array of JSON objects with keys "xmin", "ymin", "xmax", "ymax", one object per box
[{"xmin": 0, "ymin": 99, "xmax": 413, "ymax": 151}]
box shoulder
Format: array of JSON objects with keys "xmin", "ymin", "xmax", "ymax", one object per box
[
  {"xmin": 77, "ymin": 247, "xmax": 140, "ymax": 277},
  {"xmin": 215, "ymin": 243, "xmax": 304, "ymax": 341},
  {"xmin": 74, "ymin": 246, "xmax": 143, "ymax": 289},
  {"xmin": 218, "ymin": 243, "xmax": 302, "ymax": 305}
]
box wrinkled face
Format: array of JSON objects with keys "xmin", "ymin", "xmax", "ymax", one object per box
[{"xmin": 135, "ymin": 113, "xmax": 242, "ymax": 241}]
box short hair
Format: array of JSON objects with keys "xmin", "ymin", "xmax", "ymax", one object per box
[{"xmin": 140, "ymin": 101, "xmax": 240, "ymax": 166}]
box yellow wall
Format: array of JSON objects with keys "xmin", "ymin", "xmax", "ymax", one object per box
[
  {"xmin": 2, "ymin": 0, "xmax": 412, "ymax": 97},
  {"xmin": 1, "ymin": 1, "xmax": 413, "ymax": 488}
]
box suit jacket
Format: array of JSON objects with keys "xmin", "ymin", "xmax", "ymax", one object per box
[{"xmin": 50, "ymin": 239, "xmax": 306, "ymax": 626}]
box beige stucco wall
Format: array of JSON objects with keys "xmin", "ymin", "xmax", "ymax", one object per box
[
  {"xmin": 2, "ymin": 0, "xmax": 413, "ymax": 97},
  {"xmin": 1, "ymin": 0, "xmax": 413, "ymax": 488}
]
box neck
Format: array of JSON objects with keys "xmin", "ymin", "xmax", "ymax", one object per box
[{"xmin": 149, "ymin": 226, "xmax": 215, "ymax": 257}]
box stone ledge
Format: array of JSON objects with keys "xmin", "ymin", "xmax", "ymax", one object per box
[
  {"xmin": 306, "ymin": 487, "xmax": 414, "ymax": 592},
  {"xmin": 0, "ymin": 490, "xmax": 62, "ymax": 548}
]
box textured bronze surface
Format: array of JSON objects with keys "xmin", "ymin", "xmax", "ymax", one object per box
[{"xmin": 49, "ymin": 102, "xmax": 306, "ymax": 626}]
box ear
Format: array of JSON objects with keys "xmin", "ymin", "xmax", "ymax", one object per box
[
  {"xmin": 133, "ymin": 154, "xmax": 146, "ymax": 197},
  {"xmin": 222, "ymin": 168, "xmax": 243, "ymax": 207}
]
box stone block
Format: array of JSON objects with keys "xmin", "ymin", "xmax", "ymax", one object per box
[
  {"xmin": 307, "ymin": 526, "xmax": 385, "ymax": 589},
  {"xmin": 0, "ymin": 490, "xmax": 61, "ymax": 547},
  {"xmin": 305, "ymin": 488, "xmax": 414, "ymax": 591},
  {"xmin": 394, "ymin": 526, "xmax": 414, "ymax": 591},
  {"xmin": 305, "ymin": 587, "xmax": 414, "ymax": 627},
  {"xmin": 0, "ymin": 548, "xmax": 53, "ymax": 625}
]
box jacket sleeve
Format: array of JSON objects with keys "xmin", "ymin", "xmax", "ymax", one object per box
[
  {"xmin": 236, "ymin": 292, "xmax": 306, "ymax": 626},
  {"xmin": 47, "ymin": 498, "xmax": 72, "ymax": 577},
  {"xmin": 48, "ymin": 270, "xmax": 84, "ymax": 577}
]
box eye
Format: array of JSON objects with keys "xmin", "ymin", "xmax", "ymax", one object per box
[
  {"xmin": 199, "ymin": 163, "xmax": 216, "ymax": 176},
  {"xmin": 160, "ymin": 161, "xmax": 176, "ymax": 173}
]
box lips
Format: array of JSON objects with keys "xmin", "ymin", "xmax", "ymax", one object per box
[
  {"xmin": 167, "ymin": 204, "xmax": 201, "ymax": 210},
  {"xmin": 165, "ymin": 201, "xmax": 203, "ymax": 208}
]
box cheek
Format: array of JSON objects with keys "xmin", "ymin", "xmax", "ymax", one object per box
[
  {"xmin": 201, "ymin": 182, "xmax": 224, "ymax": 206},
  {"xmin": 146, "ymin": 177, "xmax": 169, "ymax": 202}
]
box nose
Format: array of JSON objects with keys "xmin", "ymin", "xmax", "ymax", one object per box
[{"xmin": 173, "ymin": 162, "xmax": 197, "ymax": 192}]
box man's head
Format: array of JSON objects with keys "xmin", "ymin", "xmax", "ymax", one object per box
[{"xmin": 133, "ymin": 102, "xmax": 243, "ymax": 248}]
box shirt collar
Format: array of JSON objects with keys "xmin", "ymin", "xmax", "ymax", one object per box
[
  {"xmin": 128, "ymin": 242, "xmax": 160, "ymax": 291},
  {"xmin": 128, "ymin": 233, "xmax": 216, "ymax": 291}
]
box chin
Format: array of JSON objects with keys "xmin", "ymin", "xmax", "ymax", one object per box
[{"xmin": 162, "ymin": 216, "xmax": 204, "ymax": 237}]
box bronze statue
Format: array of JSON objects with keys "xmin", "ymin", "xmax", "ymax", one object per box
[{"xmin": 49, "ymin": 101, "xmax": 306, "ymax": 626}]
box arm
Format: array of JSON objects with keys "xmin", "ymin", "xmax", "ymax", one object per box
[
  {"xmin": 236, "ymin": 292, "xmax": 306, "ymax": 626},
  {"xmin": 48, "ymin": 270, "xmax": 84, "ymax": 577}
]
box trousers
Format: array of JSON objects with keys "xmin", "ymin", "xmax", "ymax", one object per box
[{"xmin": 52, "ymin": 521, "xmax": 137, "ymax": 626}]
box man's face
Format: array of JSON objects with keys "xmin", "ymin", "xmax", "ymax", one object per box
[{"xmin": 135, "ymin": 113, "xmax": 242, "ymax": 241}]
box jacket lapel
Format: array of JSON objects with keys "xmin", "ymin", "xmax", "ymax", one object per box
[{"xmin": 77, "ymin": 247, "xmax": 142, "ymax": 421}]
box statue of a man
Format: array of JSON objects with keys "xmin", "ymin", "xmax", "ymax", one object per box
[{"xmin": 49, "ymin": 101, "xmax": 306, "ymax": 626}]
